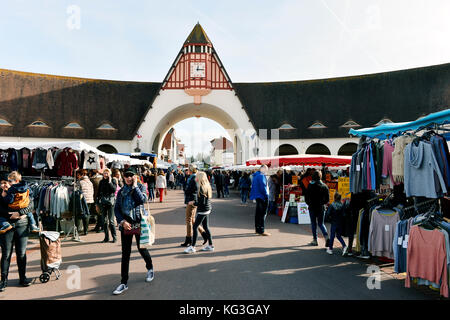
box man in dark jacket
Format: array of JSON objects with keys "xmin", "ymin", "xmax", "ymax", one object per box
[
  {"xmin": 215, "ymin": 171, "xmax": 224, "ymax": 198},
  {"xmin": 305, "ymin": 171, "xmax": 330, "ymax": 246},
  {"xmin": 181, "ymin": 164, "xmax": 206, "ymax": 247}
]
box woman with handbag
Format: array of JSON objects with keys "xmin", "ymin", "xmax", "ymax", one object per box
[
  {"xmin": 97, "ymin": 169, "xmax": 117, "ymax": 243},
  {"xmin": 113, "ymin": 167, "xmax": 154, "ymax": 295}
]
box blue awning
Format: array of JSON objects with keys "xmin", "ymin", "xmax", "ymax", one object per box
[
  {"xmin": 116, "ymin": 152, "xmax": 157, "ymax": 157},
  {"xmin": 349, "ymin": 109, "xmax": 450, "ymax": 139}
]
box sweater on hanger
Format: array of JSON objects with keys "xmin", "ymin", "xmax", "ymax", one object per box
[
  {"xmin": 406, "ymin": 225, "xmax": 448, "ymax": 298},
  {"xmin": 392, "ymin": 135, "xmax": 415, "ymax": 183},
  {"xmin": 404, "ymin": 141, "xmax": 447, "ymax": 198}
]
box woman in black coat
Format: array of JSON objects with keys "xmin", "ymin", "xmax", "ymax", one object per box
[{"xmin": 0, "ymin": 175, "xmax": 33, "ymax": 291}]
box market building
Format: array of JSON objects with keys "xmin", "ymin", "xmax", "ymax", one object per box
[{"xmin": 0, "ymin": 23, "xmax": 448, "ymax": 164}]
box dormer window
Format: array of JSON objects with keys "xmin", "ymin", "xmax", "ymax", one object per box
[
  {"xmin": 341, "ymin": 120, "xmax": 361, "ymax": 128},
  {"xmin": 64, "ymin": 122, "xmax": 83, "ymax": 129},
  {"xmin": 97, "ymin": 123, "xmax": 116, "ymax": 130},
  {"xmin": 374, "ymin": 118, "xmax": 393, "ymax": 126},
  {"xmin": 29, "ymin": 121, "xmax": 49, "ymax": 127},
  {"xmin": 279, "ymin": 123, "xmax": 295, "ymax": 130},
  {"xmin": 308, "ymin": 121, "xmax": 327, "ymax": 129},
  {"xmin": 0, "ymin": 119, "xmax": 12, "ymax": 126}
]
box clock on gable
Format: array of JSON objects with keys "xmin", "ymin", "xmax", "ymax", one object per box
[{"xmin": 190, "ymin": 62, "xmax": 205, "ymax": 78}]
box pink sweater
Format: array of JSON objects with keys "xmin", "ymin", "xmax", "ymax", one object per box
[{"xmin": 406, "ymin": 225, "xmax": 448, "ymax": 297}]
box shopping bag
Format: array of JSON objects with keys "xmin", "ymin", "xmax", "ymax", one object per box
[
  {"xmin": 139, "ymin": 214, "xmax": 152, "ymax": 248},
  {"xmin": 148, "ymin": 214, "xmax": 156, "ymax": 245}
]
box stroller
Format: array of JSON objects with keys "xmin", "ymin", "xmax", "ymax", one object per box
[{"xmin": 38, "ymin": 231, "xmax": 62, "ymax": 283}]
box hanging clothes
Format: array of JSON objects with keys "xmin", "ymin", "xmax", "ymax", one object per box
[
  {"xmin": 368, "ymin": 207, "xmax": 400, "ymax": 259},
  {"xmin": 392, "ymin": 135, "xmax": 415, "ymax": 183},
  {"xmin": 403, "ymin": 141, "xmax": 447, "ymax": 198},
  {"xmin": 406, "ymin": 225, "xmax": 449, "ymax": 298},
  {"xmin": 82, "ymin": 150, "xmax": 100, "ymax": 170},
  {"xmin": 55, "ymin": 149, "xmax": 79, "ymax": 177}
]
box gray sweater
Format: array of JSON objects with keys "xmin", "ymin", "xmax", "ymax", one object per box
[{"xmin": 404, "ymin": 141, "xmax": 447, "ymax": 198}]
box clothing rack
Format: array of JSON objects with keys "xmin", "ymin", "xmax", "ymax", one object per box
[
  {"xmin": 400, "ymin": 198, "xmax": 440, "ymax": 219},
  {"xmin": 22, "ymin": 175, "xmax": 82, "ymax": 242}
]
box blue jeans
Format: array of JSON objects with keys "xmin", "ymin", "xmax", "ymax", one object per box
[
  {"xmin": 0, "ymin": 218, "xmax": 29, "ymax": 281},
  {"xmin": 309, "ymin": 207, "xmax": 328, "ymax": 240},
  {"xmin": 148, "ymin": 188, "xmax": 155, "ymax": 201},
  {"xmin": 268, "ymin": 201, "xmax": 277, "ymax": 215},
  {"xmin": 240, "ymin": 189, "xmax": 249, "ymax": 203},
  {"xmin": 329, "ymin": 224, "xmax": 346, "ymax": 249}
]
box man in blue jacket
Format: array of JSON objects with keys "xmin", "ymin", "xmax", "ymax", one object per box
[{"xmin": 250, "ymin": 165, "xmax": 271, "ymax": 236}]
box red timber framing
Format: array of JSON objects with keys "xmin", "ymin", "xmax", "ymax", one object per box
[{"xmin": 162, "ymin": 43, "xmax": 232, "ymax": 90}]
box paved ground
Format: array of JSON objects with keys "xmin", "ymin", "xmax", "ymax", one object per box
[{"xmin": 0, "ymin": 189, "xmax": 443, "ymax": 300}]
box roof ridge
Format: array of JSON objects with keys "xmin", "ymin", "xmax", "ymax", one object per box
[
  {"xmin": 233, "ymin": 62, "xmax": 450, "ymax": 85},
  {"xmin": 0, "ymin": 68, "xmax": 160, "ymax": 84}
]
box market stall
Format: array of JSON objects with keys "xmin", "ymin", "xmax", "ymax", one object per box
[
  {"xmin": 245, "ymin": 154, "xmax": 352, "ymax": 225},
  {"xmin": 347, "ymin": 109, "xmax": 450, "ymax": 297}
]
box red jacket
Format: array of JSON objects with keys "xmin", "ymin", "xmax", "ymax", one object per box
[{"xmin": 55, "ymin": 149, "xmax": 78, "ymax": 177}]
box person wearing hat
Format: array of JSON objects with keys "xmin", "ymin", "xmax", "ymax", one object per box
[{"xmin": 113, "ymin": 167, "xmax": 154, "ymax": 295}]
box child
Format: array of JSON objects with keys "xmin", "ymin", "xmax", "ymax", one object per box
[
  {"xmin": 0, "ymin": 171, "xmax": 39, "ymax": 234},
  {"xmin": 325, "ymin": 192, "xmax": 348, "ymax": 256}
]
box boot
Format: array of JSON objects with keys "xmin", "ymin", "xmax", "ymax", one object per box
[
  {"xmin": 201, "ymin": 232, "xmax": 208, "ymax": 245},
  {"xmin": 180, "ymin": 236, "xmax": 192, "ymax": 247},
  {"xmin": 102, "ymin": 223, "xmax": 109, "ymax": 242},
  {"xmin": 0, "ymin": 277, "xmax": 7, "ymax": 292},
  {"xmin": 110, "ymin": 224, "xmax": 117, "ymax": 243}
]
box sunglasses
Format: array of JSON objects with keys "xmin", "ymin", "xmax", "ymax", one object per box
[{"xmin": 124, "ymin": 174, "xmax": 134, "ymax": 178}]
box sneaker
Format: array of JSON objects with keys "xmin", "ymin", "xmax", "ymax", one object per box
[
  {"xmin": 113, "ymin": 284, "xmax": 128, "ymax": 295},
  {"xmin": 260, "ymin": 232, "xmax": 271, "ymax": 236},
  {"xmin": 326, "ymin": 249, "xmax": 333, "ymax": 255},
  {"xmin": 0, "ymin": 225, "xmax": 13, "ymax": 235},
  {"xmin": 347, "ymin": 251, "xmax": 353, "ymax": 257},
  {"xmin": 309, "ymin": 239, "xmax": 318, "ymax": 246},
  {"xmin": 200, "ymin": 245, "xmax": 215, "ymax": 252},
  {"xmin": 19, "ymin": 278, "xmax": 33, "ymax": 287},
  {"xmin": 145, "ymin": 269, "xmax": 154, "ymax": 282},
  {"xmin": 342, "ymin": 246, "xmax": 349, "ymax": 256},
  {"xmin": 184, "ymin": 246, "xmax": 196, "ymax": 254},
  {"xmin": 30, "ymin": 225, "xmax": 40, "ymax": 233}
]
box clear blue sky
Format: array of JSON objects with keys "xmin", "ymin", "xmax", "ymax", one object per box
[{"xmin": 1, "ymin": 0, "xmax": 449, "ymax": 155}]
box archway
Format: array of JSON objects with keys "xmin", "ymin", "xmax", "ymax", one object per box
[
  {"xmin": 150, "ymin": 103, "xmax": 247, "ymax": 165},
  {"xmin": 305, "ymin": 143, "xmax": 331, "ymax": 155},
  {"xmin": 274, "ymin": 144, "xmax": 299, "ymax": 156},
  {"xmin": 338, "ymin": 142, "xmax": 358, "ymax": 156},
  {"xmin": 97, "ymin": 144, "xmax": 118, "ymax": 154}
]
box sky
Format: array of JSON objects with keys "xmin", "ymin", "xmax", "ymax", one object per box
[{"xmin": 1, "ymin": 0, "xmax": 449, "ymax": 155}]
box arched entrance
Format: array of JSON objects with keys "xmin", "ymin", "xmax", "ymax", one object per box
[
  {"xmin": 97, "ymin": 144, "xmax": 118, "ymax": 154},
  {"xmin": 149, "ymin": 103, "xmax": 248, "ymax": 165},
  {"xmin": 305, "ymin": 143, "xmax": 331, "ymax": 155},
  {"xmin": 274, "ymin": 144, "xmax": 299, "ymax": 156},
  {"xmin": 338, "ymin": 142, "xmax": 358, "ymax": 156}
]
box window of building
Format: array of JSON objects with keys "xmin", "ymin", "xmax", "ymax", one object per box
[
  {"xmin": 29, "ymin": 121, "xmax": 49, "ymax": 127},
  {"xmin": 97, "ymin": 123, "xmax": 116, "ymax": 130},
  {"xmin": 64, "ymin": 122, "xmax": 83, "ymax": 129},
  {"xmin": 374, "ymin": 118, "xmax": 393, "ymax": 126},
  {"xmin": 341, "ymin": 120, "xmax": 361, "ymax": 128},
  {"xmin": 278, "ymin": 123, "xmax": 295, "ymax": 130},
  {"xmin": 308, "ymin": 121, "xmax": 327, "ymax": 129},
  {"xmin": 0, "ymin": 119, "xmax": 12, "ymax": 126}
]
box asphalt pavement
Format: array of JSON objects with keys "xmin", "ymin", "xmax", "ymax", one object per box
[{"xmin": 0, "ymin": 189, "xmax": 442, "ymax": 300}]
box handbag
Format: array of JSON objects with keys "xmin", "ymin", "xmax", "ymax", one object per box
[
  {"xmin": 99, "ymin": 194, "xmax": 115, "ymax": 206},
  {"xmin": 123, "ymin": 222, "xmax": 141, "ymax": 235}
]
